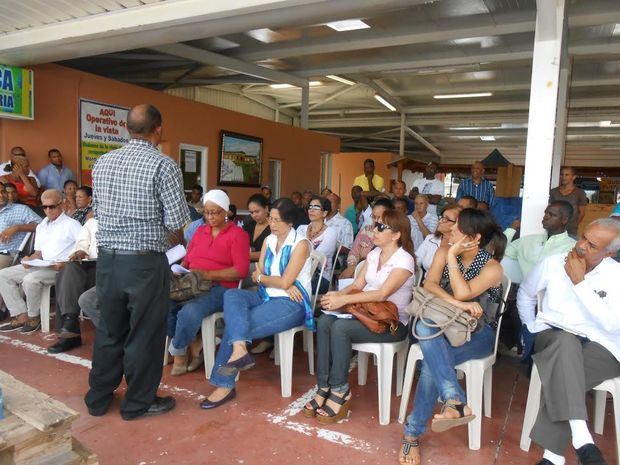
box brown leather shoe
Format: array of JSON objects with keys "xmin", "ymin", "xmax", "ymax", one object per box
[{"xmin": 0, "ymin": 316, "xmax": 26, "ymax": 332}]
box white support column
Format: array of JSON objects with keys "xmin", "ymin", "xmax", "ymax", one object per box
[
  {"xmin": 399, "ymin": 113, "xmax": 406, "ymax": 157},
  {"xmin": 300, "ymin": 83, "xmax": 309, "ymax": 129},
  {"xmin": 551, "ymin": 29, "xmax": 571, "ymax": 187},
  {"xmin": 521, "ymin": 0, "xmax": 567, "ymax": 237}
]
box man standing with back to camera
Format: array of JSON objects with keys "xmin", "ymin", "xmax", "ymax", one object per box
[{"xmin": 85, "ymin": 104, "xmax": 190, "ymax": 421}]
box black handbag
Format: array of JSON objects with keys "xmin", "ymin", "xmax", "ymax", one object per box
[{"xmin": 170, "ymin": 271, "xmax": 212, "ymax": 302}]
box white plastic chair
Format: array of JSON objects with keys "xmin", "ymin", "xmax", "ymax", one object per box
[
  {"xmin": 40, "ymin": 283, "xmax": 53, "ymax": 333},
  {"xmin": 353, "ymin": 339, "xmax": 409, "ymax": 425},
  {"xmin": 398, "ymin": 274, "xmax": 512, "ymax": 450},
  {"xmin": 273, "ymin": 250, "xmax": 325, "ymax": 397},
  {"xmin": 520, "ymin": 359, "xmax": 620, "ymax": 464}
]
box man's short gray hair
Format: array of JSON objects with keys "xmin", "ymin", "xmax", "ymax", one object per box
[
  {"xmin": 41, "ymin": 189, "xmax": 62, "ymax": 204},
  {"xmin": 590, "ymin": 218, "xmax": 620, "ymax": 253}
]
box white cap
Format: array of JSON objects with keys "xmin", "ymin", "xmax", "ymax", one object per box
[{"xmin": 203, "ymin": 189, "xmax": 230, "ymax": 212}]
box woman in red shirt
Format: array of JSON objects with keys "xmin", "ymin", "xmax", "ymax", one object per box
[{"xmin": 167, "ymin": 190, "xmax": 250, "ymax": 375}]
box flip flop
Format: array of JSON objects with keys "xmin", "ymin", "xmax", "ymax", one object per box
[
  {"xmin": 398, "ymin": 437, "xmax": 420, "ymax": 465},
  {"xmin": 430, "ymin": 401, "xmax": 476, "ymax": 433}
]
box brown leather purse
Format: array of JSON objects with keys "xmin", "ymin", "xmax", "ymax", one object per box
[{"xmin": 340, "ymin": 289, "xmax": 401, "ymax": 335}]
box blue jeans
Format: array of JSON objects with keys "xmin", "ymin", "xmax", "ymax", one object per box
[
  {"xmin": 404, "ymin": 322, "xmax": 495, "ymax": 438},
  {"xmin": 167, "ymin": 285, "xmax": 227, "ymax": 356},
  {"xmin": 209, "ymin": 289, "xmax": 305, "ymax": 389}
]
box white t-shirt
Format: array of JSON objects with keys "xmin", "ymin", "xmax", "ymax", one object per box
[
  {"xmin": 412, "ymin": 178, "xmax": 444, "ymax": 217},
  {"xmin": 34, "ymin": 212, "xmax": 82, "ymax": 261},
  {"xmin": 363, "ymin": 247, "xmax": 416, "ymax": 324},
  {"xmin": 296, "ymin": 224, "xmax": 339, "ymax": 279},
  {"xmin": 264, "ymin": 229, "xmax": 312, "ymax": 299}
]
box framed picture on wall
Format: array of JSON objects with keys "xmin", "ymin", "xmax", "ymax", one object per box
[{"xmin": 217, "ymin": 131, "xmax": 263, "ymax": 187}]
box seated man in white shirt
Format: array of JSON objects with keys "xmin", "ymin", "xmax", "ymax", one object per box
[
  {"xmin": 325, "ymin": 193, "xmax": 354, "ymax": 252},
  {"xmin": 47, "ymin": 218, "xmax": 98, "ymax": 353},
  {"xmin": 517, "ymin": 218, "xmax": 620, "ymax": 465},
  {"xmin": 0, "ymin": 189, "xmax": 82, "ymax": 334},
  {"xmin": 408, "ymin": 194, "xmax": 438, "ymax": 250}
]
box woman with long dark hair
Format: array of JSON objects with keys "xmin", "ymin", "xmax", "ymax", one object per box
[
  {"xmin": 305, "ymin": 210, "xmax": 416, "ymax": 423},
  {"xmin": 399, "ymin": 208, "xmax": 505, "ymax": 465}
]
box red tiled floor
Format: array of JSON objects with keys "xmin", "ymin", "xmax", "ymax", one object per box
[{"xmin": 0, "ymin": 323, "xmax": 617, "ymax": 465}]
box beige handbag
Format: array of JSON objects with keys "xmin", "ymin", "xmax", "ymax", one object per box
[{"xmin": 406, "ymin": 287, "xmax": 478, "ymax": 347}]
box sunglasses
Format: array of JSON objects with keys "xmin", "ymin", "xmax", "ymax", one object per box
[
  {"xmin": 373, "ymin": 222, "xmax": 392, "ymax": 232},
  {"xmin": 307, "ymin": 204, "xmax": 323, "ymax": 211},
  {"xmin": 439, "ymin": 215, "xmax": 457, "ymax": 224},
  {"xmin": 42, "ymin": 203, "xmax": 60, "ymax": 210}
]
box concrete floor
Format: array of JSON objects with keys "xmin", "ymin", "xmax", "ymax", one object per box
[{"xmin": 0, "ymin": 321, "xmax": 617, "ymax": 465}]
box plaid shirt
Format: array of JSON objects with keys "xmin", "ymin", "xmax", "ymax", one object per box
[
  {"xmin": 456, "ymin": 177, "xmax": 495, "ymax": 206},
  {"xmin": 0, "ymin": 203, "xmax": 41, "ymax": 252},
  {"xmin": 92, "ymin": 139, "xmax": 190, "ymax": 252}
]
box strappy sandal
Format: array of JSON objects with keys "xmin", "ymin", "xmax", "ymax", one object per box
[
  {"xmin": 316, "ymin": 389, "xmax": 351, "ymax": 424},
  {"xmin": 303, "ymin": 388, "xmax": 330, "ymax": 418},
  {"xmin": 398, "ymin": 437, "xmax": 420, "ymax": 465},
  {"xmin": 430, "ymin": 400, "xmax": 476, "ymax": 433}
]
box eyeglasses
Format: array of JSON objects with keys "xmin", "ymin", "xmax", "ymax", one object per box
[
  {"xmin": 204, "ymin": 210, "xmax": 224, "ymax": 217},
  {"xmin": 41, "ymin": 203, "xmax": 60, "ymax": 210},
  {"xmin": 439, "ymin": 215, "xmax": 457, "ymax": 224},
  {"xmin": 269, "ymin": 216, "xmax": 284, "ymax": 224},
  {"xmin": 373, "ymin": 222, "xmax": 392, "ymax": 233},
  {"xmin": 307, "ymin": 204, "xmax": 322, "ymax": 211}
]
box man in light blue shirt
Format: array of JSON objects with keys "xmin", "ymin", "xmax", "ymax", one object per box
[{"xmin": 37, "ymin": 149, "xmax": 74, "ymax": 191}]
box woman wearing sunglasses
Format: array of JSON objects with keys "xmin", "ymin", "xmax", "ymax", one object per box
[
  {"xmin": 339, "ymin": 197, "xmax": 394, "ymax": 279},
  {"xmin": 305, "ymin": 210, "xmax": 416, "ymax": 423},
  {"xmin": 415, "ymin": 203, "xmax": 461, "ymax": 278},
  {"xmin": 399, "ymin": 208, "xmax": 505, "ymax": 465},
  {"xmin": 296, "ymin": 196, "xmax": 338, "ymax": 294}
]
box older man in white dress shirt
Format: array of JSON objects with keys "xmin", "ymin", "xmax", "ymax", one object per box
[
  {"xmin": 517, "ymin": 218, "xmax": 620, "ymax": 465},
  {"xmin": 325, "ymin": 193, "xmax": 354, "ymax": 251},
  {"xmin": 0, "ymin": 189, "xmax": 82, "ymax": 334}
]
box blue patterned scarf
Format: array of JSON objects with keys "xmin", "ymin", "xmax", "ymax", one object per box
[{"xmin": 258, "ymin": 237, "xmax": 315, "ymax": 331}]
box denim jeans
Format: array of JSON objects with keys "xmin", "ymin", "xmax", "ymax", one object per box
[
  {"xmin": 403, "ymin": 321, "xmax": 495, "ymax": 438},
  {"xmin": 167, "ymin": 285, "xmax": 227, "ymax": 356},
  {"xmin": 209, "ymin": 289, "xmax": 305, "ymax": 389},
  {"xmin": 316, "ymin": 314, "xmax": 407, "ymax": 393}
]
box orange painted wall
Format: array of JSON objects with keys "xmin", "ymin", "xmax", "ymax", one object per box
[
  {"xmin": 0, "ymin": 64, "xmax": 340, "ymax": 207},
  {"xmin": 330, "ymin": 152, "xmax": 395, "ymax": 210}
]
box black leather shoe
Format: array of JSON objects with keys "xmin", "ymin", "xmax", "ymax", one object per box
[
  {"xmin": 200, "ymin": 389, "xmax": 236, "ymax": 410},
  {"xmin": 59, "ymin": 314, "xmax": 81, "ymax": 338},
  {"xmin": 216, "ymin": 353, "xmax": 255, "ymax": 376},
  {"xmin": 535, "ymin": 459, "xmax": 555, "ymax": 465},
  {"xmin": 122, "ymin": 396, "xmax": 176, "ymax": 421},
  {"xmin": 47, "ymin": 336, "xmax": 82, "ymax": 354},
  {"xmin": 576, "ymin": 444, "xmax": 608, "ymax": 465}
]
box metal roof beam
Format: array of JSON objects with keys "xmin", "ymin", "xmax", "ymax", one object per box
[
  {"xmin": 404, "ymin": 126, "xmax": 442, "ymax": 158},
  {"xmin": 151, "ymin": 43, "xmax": 307, "ymax": 87}
]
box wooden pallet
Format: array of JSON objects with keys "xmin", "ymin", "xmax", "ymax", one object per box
[{"xmin": 0, "ymin": 370, "xmax": 98, "ymax": 465}]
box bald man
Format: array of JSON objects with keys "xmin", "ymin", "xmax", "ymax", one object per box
[
  {"xmin": 85, "ymin": 104, "xmax": 190, "ymax": 421},
  {"xmin": 456, "ymin": 161, "xmax": 495, "ymax": 207}
]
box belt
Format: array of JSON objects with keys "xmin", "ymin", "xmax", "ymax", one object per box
[{"xmin": 98, "ymin": 247, "xmax": 159, "ymax": 256}]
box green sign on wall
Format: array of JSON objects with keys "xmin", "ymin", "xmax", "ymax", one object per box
[{"xmin": 0, "ymin": 65, "xmax": 34, "ymax": 120}]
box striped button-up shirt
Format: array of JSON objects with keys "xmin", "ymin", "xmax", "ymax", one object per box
[
  {"xmin": 93, "ymin": 139, "xmax": 190, "ymax": 252},
  {"xmin": 456, "ymin": 177, "xmax": 495, "ymax": 205}
]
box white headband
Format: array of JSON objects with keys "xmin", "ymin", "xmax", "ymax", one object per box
[{"xmin": 203, "ymin": 189, "xmax": 230, "ymax": 212}]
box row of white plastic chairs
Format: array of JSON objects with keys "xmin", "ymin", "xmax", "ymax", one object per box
[{"xmin": 36, "ymin": 247, "xmax": 619, "ymax": 461}]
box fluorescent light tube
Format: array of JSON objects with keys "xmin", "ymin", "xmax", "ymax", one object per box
[
  {"xmin": 374, "ymin": 94, "xmax": 396, "ymax": 111},
  {"xmin": 434, "ymin": 92, "xmax": 493, "ymax": 99}
]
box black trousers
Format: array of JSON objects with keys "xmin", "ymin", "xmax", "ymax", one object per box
[
  {"xmin": 85, "ymin": 250, "xmax": 169, "ymax": 418},
  {"xmin": 56, "ymin": 261, "xmax": 97, "ymax": 318}
]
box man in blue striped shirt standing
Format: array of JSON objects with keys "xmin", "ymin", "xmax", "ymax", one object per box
[{"xmin": 455, "ymin": 161, "xmax": 495, "ymax": 207}]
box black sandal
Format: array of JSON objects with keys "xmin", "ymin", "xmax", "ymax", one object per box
[
  {"xmin": 316, "ymin": 389, "xmax": 351, "ymax": 424},
  {"xmin": 398, "ymin": 438, "xmax": 420, "ymax": 465},
  {"xmin": 430, "ymin": 400, "xmax": 476, "ymax": 433},
  {"xmin": 303, "ymin": 388, "xmax": 330, "ymax": 418}
]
